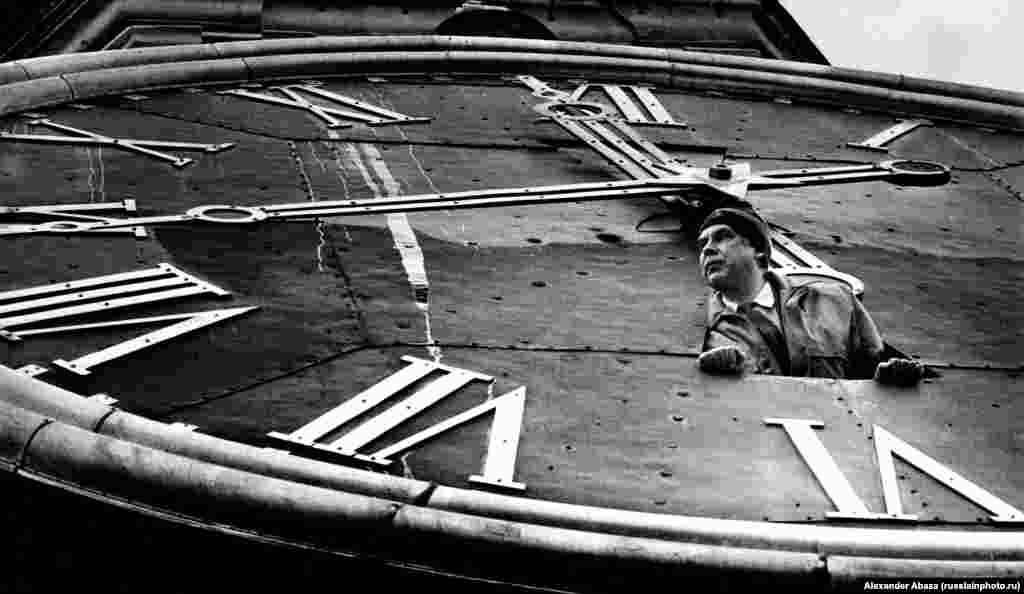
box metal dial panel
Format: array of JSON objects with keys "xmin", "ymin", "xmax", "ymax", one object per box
[{"xmin": 0, "ymin": 76, "xmax": 1020, "ymax": 526}]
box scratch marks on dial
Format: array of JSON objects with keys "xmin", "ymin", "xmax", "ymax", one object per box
[
  {"xmin": 287, "ymin": 141, "xmax": 327, "ymax": 273},
  {"xmin": 85, "ymin": 146, "xmax": 105, "ymax": 204},
  {"xmin": 305, "ymin": 141, "xmax": 332, "ymax": 269},
  {"xmin": 325, "ymin": 131, "xmax": 355, "ymax": 243}
]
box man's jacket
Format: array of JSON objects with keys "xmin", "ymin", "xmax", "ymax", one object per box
[{"xmin": 702, "ymin": 270, "xmax": 885, "ymax": 379}]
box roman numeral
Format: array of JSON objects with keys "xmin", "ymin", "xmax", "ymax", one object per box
[
  {"xmin": 847, "ymin": 119, "xmax": 933, "ymax": 152},
  {"xmin": 269, "ymin": 356, "xmax": 527, "ymax": 491},
  {"xmin": 0, "ymin": 263, "xmax": 230, "ymax": 340},
  {"xmin": 47, "ymin": 306, "xmax": 258, "ymax": 376},
  {"xmin": 872, "ymin": 425, "xmax": 1023, "ymax": 523},
  {"xmin": 570, "ymin": 84, "xmax": 687, "ymax": 127},
  {"xmin": 217, "ymin": 84, "xmax": 431, "ymax": 128},
  {"xmin": 1, "ymin": 264, "xmax": 257, "ymax": 378},
  {"xmin": 520, "ymin": 76, "xmax": 685, "ymax": 127},
  {"xmin": 519, "ymin": 75, "xmax": 688, "ymax": 178},
  {"xmin": 0, "ymin": 119, "xmax": 235, "ymax": 168},
  {"xmin": 767, "ymin": 418, "xmax": 1023, "ymax": 523}
]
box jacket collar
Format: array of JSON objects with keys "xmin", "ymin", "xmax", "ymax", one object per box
[
  {"xmin": 721, "ymin": 281, "xmax": 774, "ymax": 311},
  {"xmin": 710, "ymin": 269, "xmax": 790, "ymax": 314}
]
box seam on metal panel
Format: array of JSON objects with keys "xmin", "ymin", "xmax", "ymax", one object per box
[
  {"xmin": 57, "ymin": 73, "xmax": 77, "ymax": 100},
  {"xmin": 413, "ymin": 482, "xmax": 439, "ymax": 506},
  {"xmin": 239, "ymin": 56, "xmax": 255, "ymax": 82},
  {"xmin": 152, "ymin": 343, "xmax": 372, "ymax": 418},
  {"xmin": 16, "ymin": 418, "xmax": 53, "ymax": 473},
  {"xmin": 91, "ymin": 408, "xmax": 119, "ymax": 433}
]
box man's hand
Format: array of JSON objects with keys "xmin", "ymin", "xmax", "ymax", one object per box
[
  {"xmin": 698, "ymin": 345, "xmax": 747, "ymax": 375},
  {"xmin": 874, "ymin": 358, "xmax": 925, "ymax": 387}
]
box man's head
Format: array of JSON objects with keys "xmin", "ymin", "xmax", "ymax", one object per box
[{"xmin": 697, "ymin": 208, "xmax": 772, "ymax": 296}]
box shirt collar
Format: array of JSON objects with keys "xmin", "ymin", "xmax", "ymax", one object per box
[{"xmin": 721, "ymin": 281, "xmax": 774, "ymax": 312}]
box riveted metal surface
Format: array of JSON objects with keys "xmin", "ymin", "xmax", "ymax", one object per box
[
  {"xmin": 989, "ymin": 164, "xmax": 1024, "ymax": 201},
  {"xmin": 941, "ymin": 126, "xmax": 1024, "ymax": 165},
  {"xmin": 422, "ymin": 233, "xmax": 702, "ymax": 352},
  {"xmin": 838, "ymin": 370, "xmax": 1024, "ymax": 523},
  {"xmin": 165, "ymin": 345, "xmax": 1024, "ymax": 524},
  {"xmin": 657, "ymin": 90, "xmax": 1003, "ymax": 169}
]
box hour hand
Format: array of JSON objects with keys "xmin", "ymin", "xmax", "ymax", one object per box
[
  {"xmin": 651, "ymin": 160, "xmax": 951, "ymax": 203},
  {"xmin": 750, "ymin": 160, "xmax": 951, "ymax": 189}
]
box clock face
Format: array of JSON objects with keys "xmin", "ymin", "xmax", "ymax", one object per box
[{"xmin": 0, "ymin": 57, "xmax": 1022, "ymax": 527}]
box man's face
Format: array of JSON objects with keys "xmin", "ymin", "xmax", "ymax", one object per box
[{"xmin": 697, "ymin": 223, "xmax": 759, "ymax": 291}]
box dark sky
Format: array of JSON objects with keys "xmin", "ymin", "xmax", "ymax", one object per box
[{"xmin": 780, "ymin": 0, "xmax": 1023, "ymax": 93}]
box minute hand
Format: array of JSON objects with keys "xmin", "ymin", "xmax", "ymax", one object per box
[{"xmin": 41, "ymin": 176, "xmax": 711, "ymax": 234}]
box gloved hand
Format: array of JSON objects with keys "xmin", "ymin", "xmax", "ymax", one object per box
[
  {"xmin": 698, "ymin": 345, "xmax": 747, "ymax": 375},
  {"xmin": 874, "ymin": 358, "xmax": 925, "ymax": 387}
]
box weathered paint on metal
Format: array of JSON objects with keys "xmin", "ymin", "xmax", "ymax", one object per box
[{"xmin": 0, "ymin": 40, "xmax": 1021, "ymax": 586}]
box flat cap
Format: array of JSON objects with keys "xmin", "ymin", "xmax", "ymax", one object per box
[{"xmin": 698, "ymin": 207, "xmax": 772, "ymax": 259}]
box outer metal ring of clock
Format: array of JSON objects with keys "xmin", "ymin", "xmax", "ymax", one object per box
[
  {"xmin": 185, "ymin": 204, "xmax": 268, "ymax": 224},
  {"xmin": 532, "ymin": 100, "xmax": 615, "ymax": 121}
]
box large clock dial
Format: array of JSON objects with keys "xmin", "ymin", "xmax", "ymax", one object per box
[{"xmin": 0, "ymin": 37, "xmax": 1022, "ymax": 590}]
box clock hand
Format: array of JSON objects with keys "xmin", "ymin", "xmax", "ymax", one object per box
[
  {"xmin": 750, "ymin": 160, "xmax": 951, "ymax": 189},
  {"xmin": 1, "ymin": 160, "xmax": 948, "ymax": 237},
  {"xmin": 13, "ymin": 176, "xmax": 711, "ymax": 234}
]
